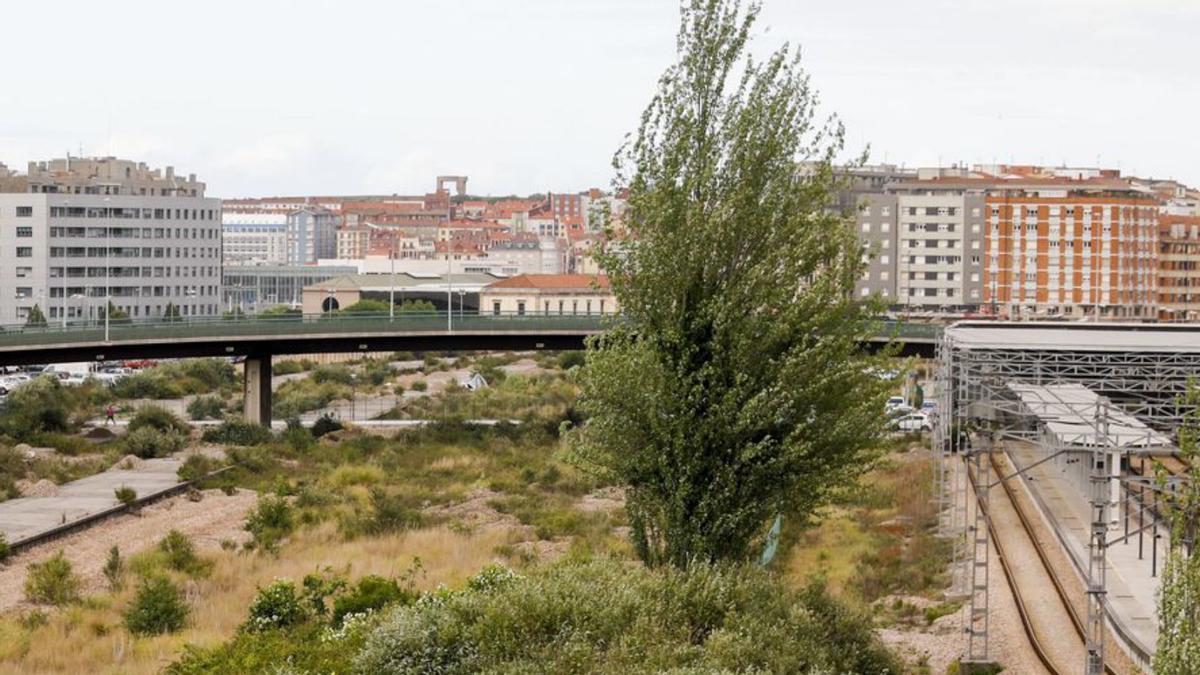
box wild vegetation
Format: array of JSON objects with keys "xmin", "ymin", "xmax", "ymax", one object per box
[
  {"xmin": 1155, "ymin": 384, "xmax": 1200, "ymax": 673},
  {"xmin": 570, "ymin": 0, "xmax": 896, "ymax": 568}
]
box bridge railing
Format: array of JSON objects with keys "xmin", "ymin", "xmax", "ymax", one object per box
[
  {"xmin": 0, "ymin": 311, "xmax": 616, "ymax": 348},
  {"xmin": 0, "ymin": 311, "xmax": 940, "ymax": 349}
]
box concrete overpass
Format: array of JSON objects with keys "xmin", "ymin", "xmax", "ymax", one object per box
[{"xmin": 0, "ymin": 313, "xmax": 937, "ymax": 425}]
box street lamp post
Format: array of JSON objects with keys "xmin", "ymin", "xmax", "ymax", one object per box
[{"xmin": 389, "ymin": 243, "xmax": 396, "ymax": 321}]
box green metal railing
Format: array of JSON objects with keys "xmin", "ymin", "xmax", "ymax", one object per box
[{"xmin": 0, "ymin": 312, "xmax": 941, "ymax": 350}]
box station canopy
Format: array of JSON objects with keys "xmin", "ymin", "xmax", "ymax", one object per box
[
  {"xmin": 946, "ymin": 321, "xmax": 1200, "ymax": 353},
  {"xmin": 1007, "ymin": 383, "xmax": 1175, "ymax": 452}
]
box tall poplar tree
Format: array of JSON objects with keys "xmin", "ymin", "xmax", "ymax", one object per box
[
  {"xmin": 1155, "ymin": 384, "xmax": 1200, "ymax": 673},
  {"xmin": 568, "ymin": 0, "xmax": 896, "ymax": 567}
]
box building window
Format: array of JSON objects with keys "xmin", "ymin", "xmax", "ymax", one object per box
[
  {"xmin": 880, "ymin": 255, "xmax": 889, "ymax": 264},
  {"xmin": 517, "ymin": 301, "xmax": 526, "ymax": 316},
  {"xmin": 860, "ymin": 287, "xmax": 870, "ymax": 297},
  {"xmin": 16, "ymin": 227, "xmax": 32, "ymax": 237},
  {"xmin": 492, "ymin": 301, "xmax": 501, "ymax": 316},
  {"xmin": 16, "ymin": 266, "xmax": 31, "ymax": 278},
  {"xmin": 16, "ymin": 247, "xmax": 32, "ymax": 258},
  {"xmin": 860, "ymin": 223, "xmax": 871, "ymax": 233},
  {"xmin": 16, "ymin": 206, "xmax": 32, "ymax": 217}
]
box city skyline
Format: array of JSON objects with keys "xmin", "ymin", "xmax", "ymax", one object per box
[{"xmin": 1, "ymin": 0, "xmax": 1197, "ymax": 198}]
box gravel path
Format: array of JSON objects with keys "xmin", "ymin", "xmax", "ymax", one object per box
[
  {"xmin": 0, "ymin": 489, "xmax": 256, "ymax": 613},
  {"xmin": 880, "ymin": 455, "xmax": 1051, "ymax": 674}
]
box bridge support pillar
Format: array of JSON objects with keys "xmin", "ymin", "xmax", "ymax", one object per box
[{"xmin": 243, "ymin": 355, "xmax": 272, "ymax": 427}]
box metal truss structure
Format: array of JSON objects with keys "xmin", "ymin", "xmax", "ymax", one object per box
[{"xmin": 932, "ymin": 323, "xmax": 1197, "ymax": 674}]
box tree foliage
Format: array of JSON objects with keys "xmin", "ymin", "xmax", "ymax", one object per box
[
  {"xmin": 1155, "ymin": 383, "xmax": 1200, "ymax": 673},
  {"xmin": 25, "ymin": 304, "xmax": 47, "ymax": 328},
  {"xmin": 568, "ymin": 0, "xmax": 895, "ymax": 567}
]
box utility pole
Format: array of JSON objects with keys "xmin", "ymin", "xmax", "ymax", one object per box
[
  {"xmin": 1085, "ymin": 400, "xmax": 1110, "ymax": 675},
  {"xmin": 966, "ymin": 424, "xmax": 992, "ymax": 664}
]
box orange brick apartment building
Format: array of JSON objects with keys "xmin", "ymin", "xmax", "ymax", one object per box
[
  {"xmin": 1158, "ymin": 214, "xmax": 1200, "ymax": 321},
  {"xmin": 981, "ymin": 179, "xmax": 1159, "ymax": 319}
]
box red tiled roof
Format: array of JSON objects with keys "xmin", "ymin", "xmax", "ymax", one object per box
[{"xmin": 486, "ymin": 274, "xmax": 610, "ymax": 291}]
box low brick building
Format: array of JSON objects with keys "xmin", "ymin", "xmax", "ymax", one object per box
[{"xmin": 478, "ymin": 274, "xmax": 615, "ymax": 316}]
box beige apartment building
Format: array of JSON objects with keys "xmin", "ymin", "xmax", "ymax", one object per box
[{"xmin": 479, "ymin": 274, "xmax": 615, "ymax": 316}]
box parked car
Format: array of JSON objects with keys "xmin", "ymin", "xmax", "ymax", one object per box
[
  {"xmin": 893, "ymin": 413, "xmax": 932, "ymax": 432},
  {"xmin": 885, "ymin": 396, "xmax": 906, "ymax": 412}
]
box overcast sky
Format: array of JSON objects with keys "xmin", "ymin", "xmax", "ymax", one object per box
[{"xmin": 1, "ymin": 0, "xmax": 1195, "ymax": 198}]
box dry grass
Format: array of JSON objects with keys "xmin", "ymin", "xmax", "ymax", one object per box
[
  {"xmin": 0, "ymin": 522, "xmax": 513, "ymax": 675},
  {"xmin": 783, "ymin": 449, "xmax": 948, "ymax": 603}
]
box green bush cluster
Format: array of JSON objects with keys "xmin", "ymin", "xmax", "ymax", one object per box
[
  {"xmin": 356, "ymin": 558, "xmax": 901, "ymax": 674},
  {"xmin": 311, "ymin": 415, "xmax": 343, "ymax": 439},
  {"xmin": 243, "ymin": 579, "xmax": 308, "ymax": 632},
  {"xmin": 201, "ymin": 419, "xmax": 273, "ymax": 446},
  {"xmin": 273, "ymin": 378, "xmax": 351, "ymax": 419},
  {"xmin": 113, "ymin": 359, "xmax": 236, "ymax": 399},
  {"xmin": 186, "ymin": 396, "xmax": 226, "ymax": 421},
  {"xmin": 125, "ymin": 575, "xmax": 189, "ymax": 636},
  {"xmin": 1, "ymin": 377, "xmax": 73, "ymax": 439},
  {"xmin": 128, "ymin": 405, "xmax": 190, "ymax": 436},
  {"xmin": 159, "ymin": 530, "xmax": 212, "ymax": 577},
  {"xmin": 123, "ymin": 426, "xmax": 186, "ymax": 459},
  {"xmin": 24, "ymin": 550, "xmax": 80, "ymax": 606},
  {"xmin": 169, "ymin": 568, "xmax": 418, "ymax": 674},
  {"xmin": 244, "ymin": 495, "xmax": 295, "ymax": 551},
  {"xmin": 332, "ymin": 575, "xmax": 412, "ymax": 627},
  {"xmin": 177, "ymin": 454, "xmax": 222, "ymax": 482},
  {"xmin": 114, "ymin": 486, "xmax": 138, "ymax": 505},
  {"xmin": 0, "ymin": 532, "xmax": 10, "ymax": 563}
]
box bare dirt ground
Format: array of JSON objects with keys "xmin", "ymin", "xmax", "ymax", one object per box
[{"xmin": 0, "ymin": 489, "xmax": 256, "ymax": 614}]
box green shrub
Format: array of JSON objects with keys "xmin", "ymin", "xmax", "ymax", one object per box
[
  {"xmin": 128, "ymin": 405, "xmax": 190, "ymax": 435},
  {"xmin": 115, "ymin": 485, "xmax": 138, "ymax": 505},
  {"xmin": 311, "ymin": 414, "xmax": 343, "ymax": 439},
  {"xmin": 27, "ymin": 432, "xmax": 94, "ymax": 457},
  {"xmin": 557, "ymin": 351, "xmax": 586, "ymax": 370},
  {"xmin": 0, "ymin": 532, "xmax": 10, "ymax": 563},
  {"xmin": 177, "ymin": 454, "xmax": 221, "ymax": 482},
  {"xmin": 245, "ymin": 495, "xmax": 295, "ymax": 551},
  {"xmin": 124, "ymin": 427, "xmax": 186, "ymax": 459},
  {"xmin": 282, "ymin": 423, "xmax": 315, "ymax": 452},
  {"xmin": 167, "ymin": 616, "xmax": 373, "ymax": 674},
  {"xmin": 113, "ymin": 359, "xmax": 237, "ymax": 400},
  {"xmin": 355, "ymin": 558, "xmax": 901, "ymax": 674},
  {"xmin": 366, "ymin": 488, "xmax": 420, "ymax": 535},
  {"xmin": 243, "ymin": 579, "xmax": 306, "ymax": 632},
  {"xmin": 186, "ymin": 396, "xmax": 226, "ymax": 421},
  {"xmin": 2, "ymin": 377, "xmax": 73, "ymax": 439},
  {"xmin": 125, "ymin": 575, "xmax": 189, "ymax": 636},
  {"xmin": 201, "ymin": 419, "xmax": 273, "ymax": 446},
  {"xmin": 103, "ymin": 545, "xmax": 125, "ymax": 591},
  {"xmin": 24, "ymin": 550, "xmax": 80, "ymax": 605},
  {"xmin": 410, "ymin": 380, "xmax": 427, "ymax": 392},
  {"xmin": 159, "ymin": 530, "xmax": 210, "ymax": 576},
  {"xmin": 311, "ymin": 364, "xmax": 354, "ymax": 386},
  {"xmin": 272, "ymin": 360, "xmax": 304, "ymax": 376},
  {"xmin": 332, "ymin": 575, "xmax": 413, "ymax": 626}
]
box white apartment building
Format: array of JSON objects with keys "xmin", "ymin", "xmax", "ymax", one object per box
[
  {"xmin": 222, "ymin": 210, "xmax": 288, "ymax": 265},
  {"xmin": 0, "ymin": 157, "xmax": 222, "ymax": 324},
  {"xmin": 887, "ymin": 181, "xmax": 986, "ymax": 312}
]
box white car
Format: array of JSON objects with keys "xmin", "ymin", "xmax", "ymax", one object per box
[
  {"xmin": 885, "ymin": 396, "xmax": 906, "ymax": 412},
  {"xmin": 893, "ymin": 413, "xmax": 932, "ymax": 432}
]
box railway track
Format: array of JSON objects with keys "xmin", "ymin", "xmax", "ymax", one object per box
[{"xmin": 969, "ymin": 451, "xmax": 1121, "ymax": 675}]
